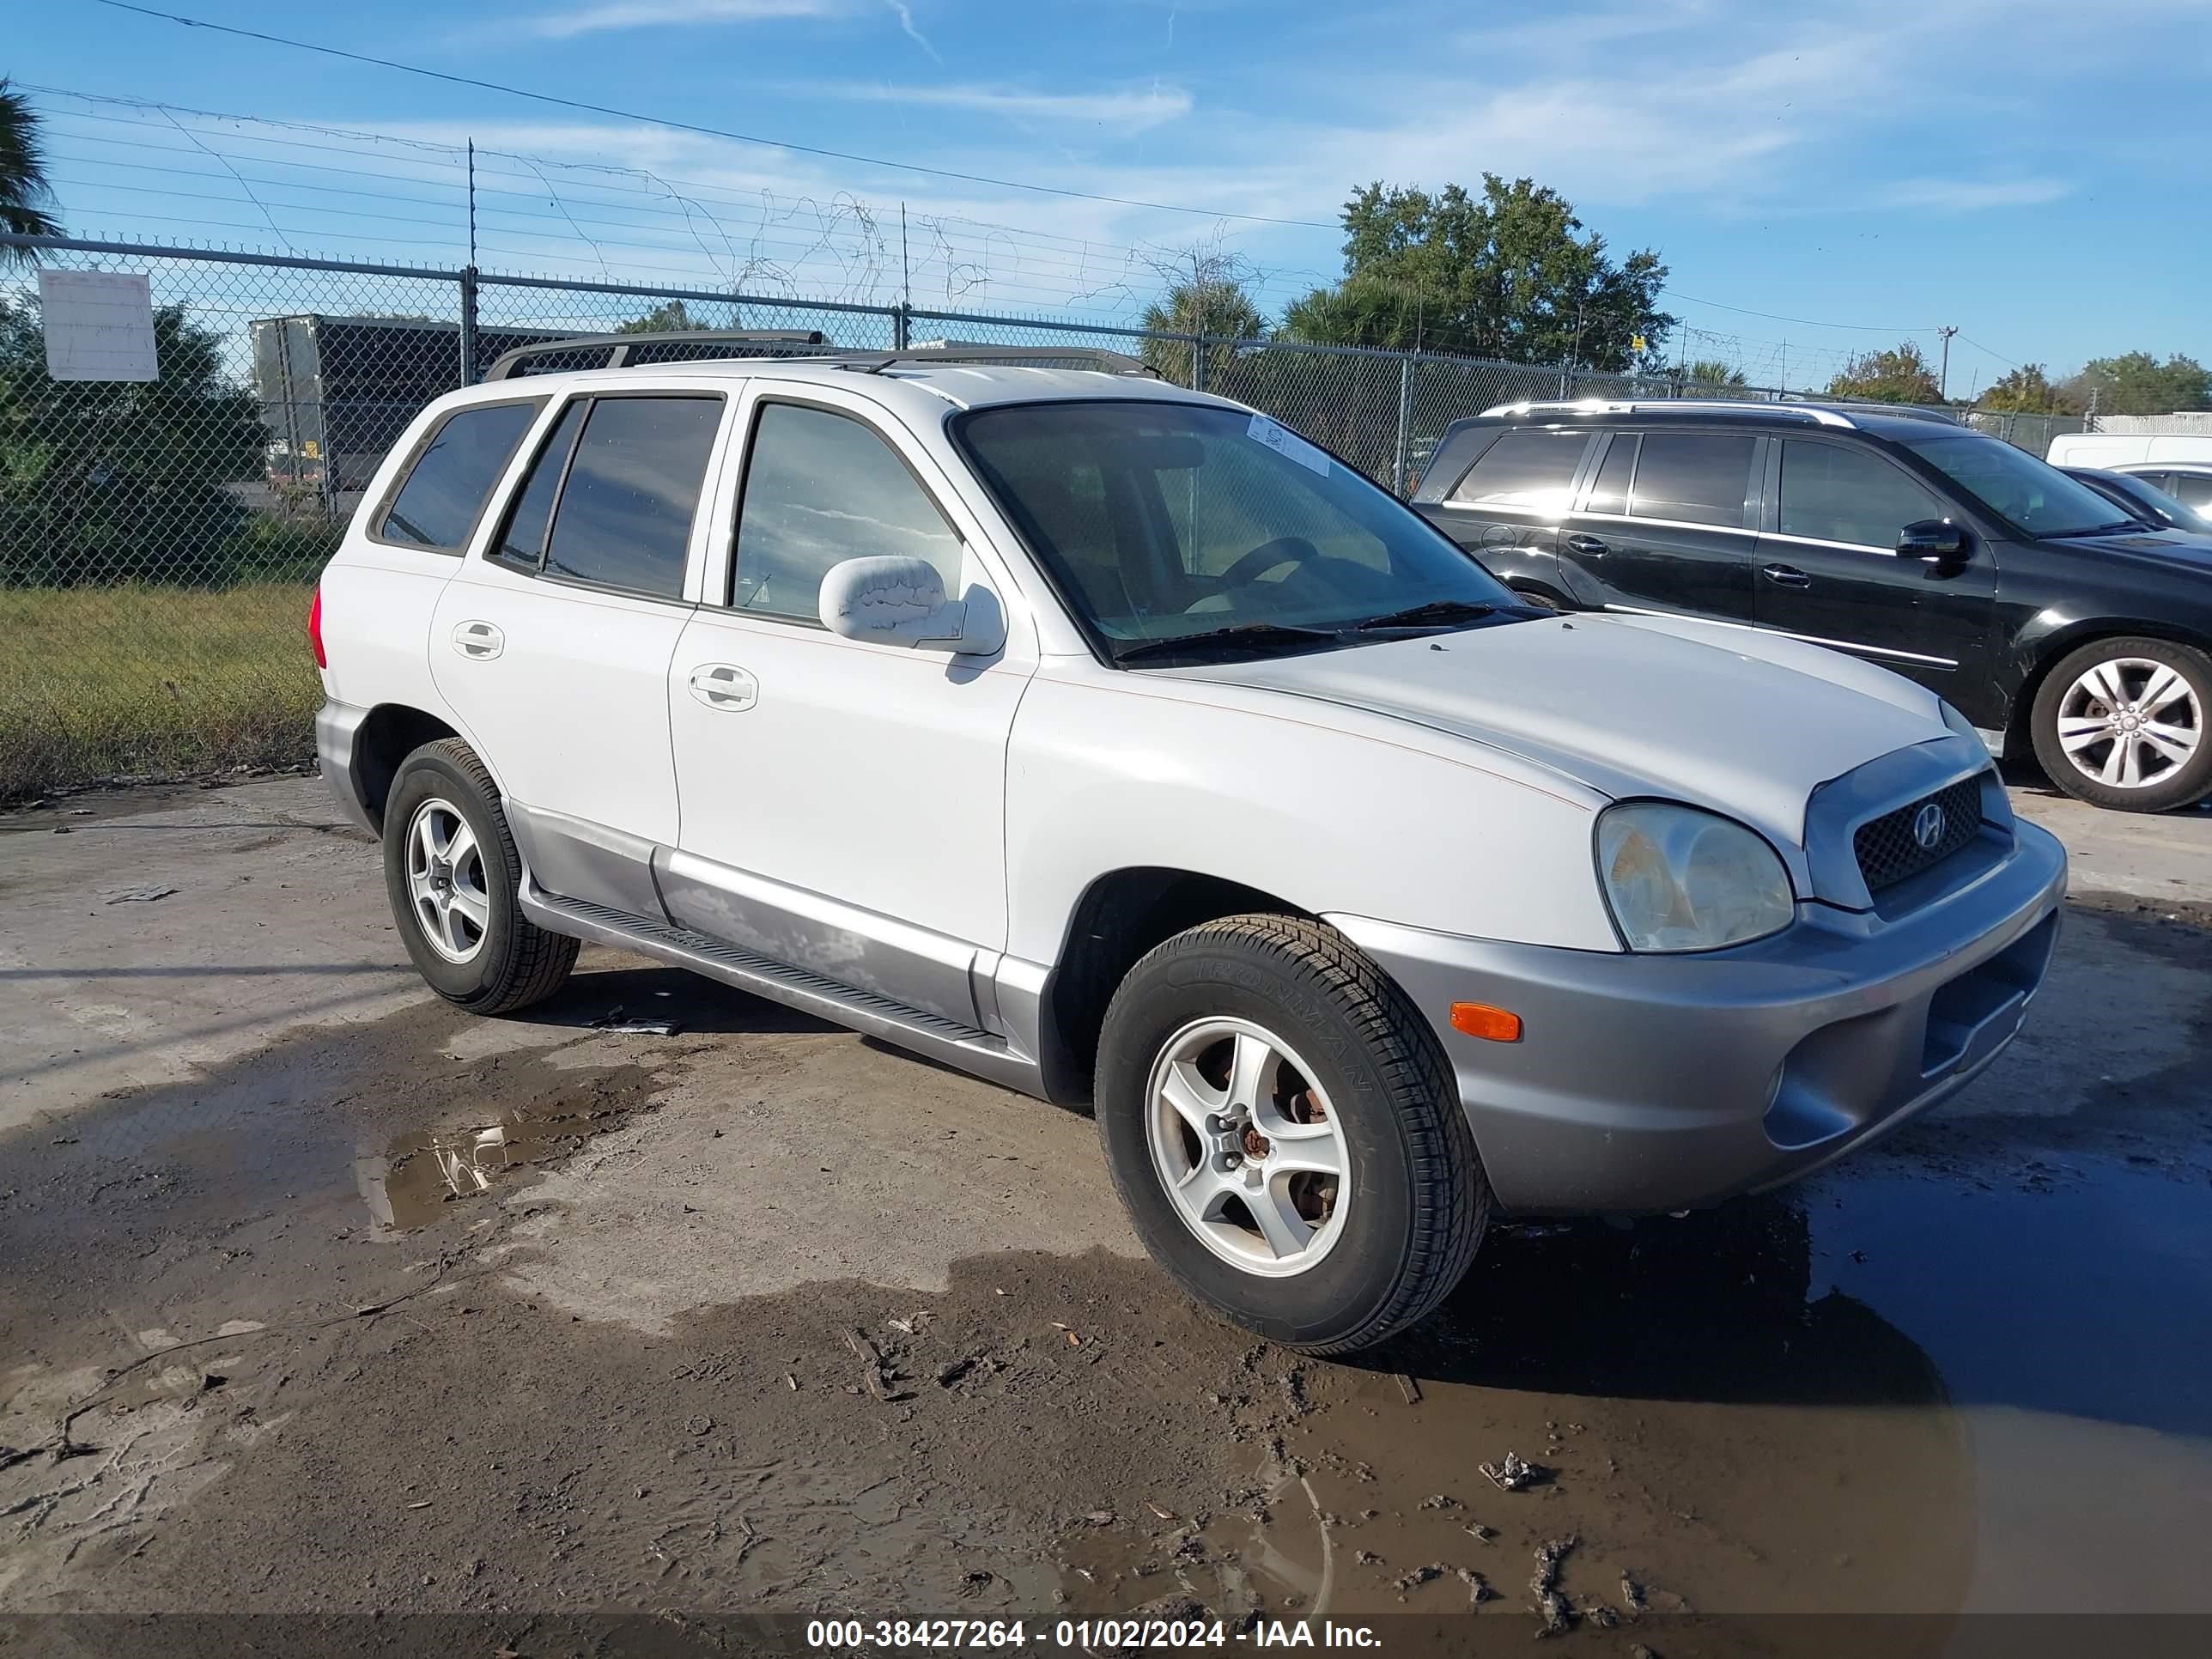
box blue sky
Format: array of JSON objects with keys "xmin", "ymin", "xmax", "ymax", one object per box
[{"xmin": 14, "ymin": 0, "xmax": 2212, "ymax": 390}]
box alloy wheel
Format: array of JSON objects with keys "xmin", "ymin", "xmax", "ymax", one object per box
[
  {"xmin": 404, "ymin": 797, "xmax": 492, "ymax": 963},
  {"xmin": 1145, "ymin": 1017, "xmax": 1351, "ymax": 1278},
  {"xmin": 2054, "ymin": 657, "xmax": 2203, "ymax": 790}
]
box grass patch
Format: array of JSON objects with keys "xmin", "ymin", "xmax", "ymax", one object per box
[{"xmin": 0, "ymin": 583, "xmax": 324, "ymax": 800}]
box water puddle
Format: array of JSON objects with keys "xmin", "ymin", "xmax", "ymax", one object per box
[
  {"xmin": 356, "ymin": 1100, "xmax": 634, "ymax": 1229},
  {"xmin": 1054, "ymin": 1459, "xmax": 1331, "ymax": 1622}
]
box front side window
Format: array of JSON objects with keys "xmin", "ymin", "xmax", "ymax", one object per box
[
  {"xmin": 2167, "ymin": 472, "xmax": 2212, "ymax": 511},
  {"xmin": 1629, "ymin": 433, "xmax": 1757, "ymax": 528},
  {"xmin": 1778, "ymin": 441, "xmax": 1941, "ymax": 549},
  {"xmin": 1901, "ymin": 434, "xmax": 2137, "ymax": 538},
  {"xmin": 376, "ymin": 400, "xmax": 541, "ymax": 550},
  {"xmin": 1448, "ymin": 428, "xmax": 1590, "ymax": 514},
  {"xmin": 731, "ymin": 403, "xmax": 963, "ymax": 623},
  {"xmin": 539, "ymin": 396, "xmax": 723, "ymax": 599},
  {"xmin": 957, "ymin": 401, "xmax": 1519, "ymax": 662}
]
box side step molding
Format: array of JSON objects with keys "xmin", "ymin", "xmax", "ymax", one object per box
[{"xmin": 520, "ymin": 884, "xmax": 1048, "ymax": 1099}]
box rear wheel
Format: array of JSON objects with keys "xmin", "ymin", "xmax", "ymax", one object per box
[
  {"xmin": 383, "ymin": 739, "xmax": 578, "ymax": 1012},
  {"xmin": 2030, "ymin": 637, "xmax": 2212, "ymax": 813},
  {"xmin": 1095, "ymin": 915, "xmax": 1488, "ymax": 1354}
]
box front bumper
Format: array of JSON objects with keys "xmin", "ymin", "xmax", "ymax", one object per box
[
  {"xmin": 315, "ymin": 699, "xmax": 380, "ymax": 838},
  {"xmin": 1329, "ymin": 819, "xmax": 2067, "ymax": 1215}
]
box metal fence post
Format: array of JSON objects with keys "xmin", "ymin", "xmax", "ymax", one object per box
[
  {"xmin": 1190, "ymin": 334, "xmax": 1207, "ymax": 395},
  {"xmin": 893, "ymin": 302, "xmax": 910, "ymax": 350},
  {"xmin": 459, "ymin": 265, "xmax": 479, "ymax": 386},
  {"xmin": 1392, "ymin": 356, "xmax": 1413, "ymax": 496}
]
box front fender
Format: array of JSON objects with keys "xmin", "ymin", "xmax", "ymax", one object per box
[{"xmin": 1002, "ymin": 669, "xmax": 1620, "ymax": 969}]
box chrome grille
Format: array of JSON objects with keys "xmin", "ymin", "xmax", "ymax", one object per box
[{"xmin": 1854, "ymin": 776, "xmax": 1986, "ymax": 893}]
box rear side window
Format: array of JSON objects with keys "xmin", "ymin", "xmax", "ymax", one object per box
[
  {"xmin": 1583, "ymin": 433, "xmax": 1638, "ymax": 514},
  {"xmin": 731, "ymin": 403, "xmax": 963, "ymax": 623},
  {"xmin": 1630, "ymin": 433, "xmax": 1757, "ymax": 528},
  {"xmin": 539, "ymin": 397, "xmax": 723, "ymax": 599},
  {"xmin": 493, "ymin": 401, "xmax": 586, "ymax": 570},
  {"xmin": 1778, "ymin": 441, "xmax": 1940, "ymax": 549},
  {"xmin": 375, "ymin": 401, "xmax": 541, "ymax": 551},
  {"xmin": 1449, "ymin": 428, "xmax": 1590, "ymax": 512}
]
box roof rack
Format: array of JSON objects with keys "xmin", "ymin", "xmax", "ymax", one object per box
[
  {"xmin": 859, "ymin": 343, "xmax": 1159, "ymax": 378},
  {"xmin": 1479, "ymin": 398, "xmax": 1860, "ymax": 428},
  {"xmin": 482, "ymin": 329, "xmax": 830, "ymax": 381},
  {"xmin": 482, "ymin": 332, "xmax": 1161, "ymax": 383}
]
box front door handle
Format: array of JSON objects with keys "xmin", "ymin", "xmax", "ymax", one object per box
[
  {"xmin": 1565, "ymin": 533, "xmax": 1610, "ymax": 557},
  {"xmin": 452, "ymin": 619, "xmax": 504, "ymax": 659},
  {"xmin": 688, "ymin": 663, "xmax": 758, "ymax": 712},
  {"xmin": 1761, "ymin": 563, "xmax": 1812, "ymax": 588}
]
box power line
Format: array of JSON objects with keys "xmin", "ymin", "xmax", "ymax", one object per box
[
  {"xmin": 1662, "ymin": 289, "xmax": 1936, "ymax": 334},
  {"xmin": 87, "ymin": 0, "xmax": 1337, "ymax": 231}
]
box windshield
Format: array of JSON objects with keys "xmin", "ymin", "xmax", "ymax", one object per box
[
  {"xmin": 1902, "ymin": 434, "xmax": 2142, "ymax": 538},
  {"xmin": 2111, "ymin": 473, "xmax": 2212, "ymax": 535},
  {"xmin": 955, "ymin": 400, "xmax": 1517, "ymax": 661}
]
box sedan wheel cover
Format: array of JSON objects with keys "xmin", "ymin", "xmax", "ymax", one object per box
[
  {"xmin": 1146, "ymin": 1018, "xmax": 1352, "ymax": 1278},
  {"xmin": 2055, "ymin": 658, "xmax": 2203, "ymax": 790},
  {"xmin": 404, "ymin": 798, "xmax": 492, "ymax": 964}
]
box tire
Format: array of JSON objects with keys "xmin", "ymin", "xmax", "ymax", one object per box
[
  {"xmin": 1511, "ymin": 586, "xmax": 1566, "ymax": 613},
  {"xmin": 383, "ymin": 738, "xmax": 579, "ymax": 1014},
  {"xmin": 2029, "ymin": 636, "xmax": 2212, "ymax": 813},
  {"xmin": 1094, "ymin": 914, "xmax": 1489, "ymax": 1354}
]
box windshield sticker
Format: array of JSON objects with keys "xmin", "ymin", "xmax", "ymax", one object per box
[{"xmin": 1247, "ymin": 414, "xmax": 1331, "ymax": 477}]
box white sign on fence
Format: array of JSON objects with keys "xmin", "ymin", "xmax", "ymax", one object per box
[{"xmin": 38, "ymin": 270, "xmax": 160, "ymax": 382}]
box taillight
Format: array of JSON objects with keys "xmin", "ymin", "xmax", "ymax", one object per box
[{"xmin": 309, "ymin": 587, "xmax": 327, "ymax": 669}]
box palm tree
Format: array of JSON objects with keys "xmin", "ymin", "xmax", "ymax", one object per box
[{"xmin": 1, "ymin": 79, "xmax": 62, "ymax": 260}]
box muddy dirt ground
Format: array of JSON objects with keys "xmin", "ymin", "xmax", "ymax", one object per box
[{"xmin": 2, "ymin": 776, "xmax": 2209, "ymax": 1656}]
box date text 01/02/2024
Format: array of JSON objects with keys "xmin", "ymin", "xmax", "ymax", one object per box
[{"xmin": 802, "ymin": 1619, "xmax": 1385, "ymax": 1649}]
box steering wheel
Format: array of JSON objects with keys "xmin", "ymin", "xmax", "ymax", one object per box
[{"xmin": 1215, "ymin": 536, "xmax": 1321, "ymax": 592}]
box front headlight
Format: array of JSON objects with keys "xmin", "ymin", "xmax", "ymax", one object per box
[{"xmin": 1595, "ymin": 803, "xmax": 1795, "ymax": 952}]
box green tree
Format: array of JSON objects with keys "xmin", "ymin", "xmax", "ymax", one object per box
[
  {"xmin": 0, "ymin": 79, "xmax": 61, "ymax": 259},
  {"xmin": 1825, "ymin": 341, "xmax": 1943, "ymax": 404},
  {"xmin": 1280, "ymin": 176, "xmax": 1672, "ymax": 371},
  {"xmin": 1681, "ymin": 359, "xmax": 1747, "ymax": 387},
  {"xmin": 2066, "ymin": 351, "xmax": 2211, "ymax": 416},
  {"xmin": 0, "ymin": 299, "xmax": 265, "ymax": 585},
  {"xmin": 1978, "ymin": 362, "xmax": 2080, "ymax": 415},
  {"xmin": 617, "ymin": 299, "xmax": 717, "ymax": 333},
  {"xmin": 1138, "ymin": 250, "xmax": 1267, "ymax": 386}
]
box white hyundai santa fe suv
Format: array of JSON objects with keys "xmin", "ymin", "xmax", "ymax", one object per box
[{"xmin": 313, "ymin": 341, "xmax": 2067, "ymax": 1353}]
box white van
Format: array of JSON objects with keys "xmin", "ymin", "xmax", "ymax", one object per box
[{"xmin": 2046, "ymin": 431, "xmax": 2212, "ymax": 467}]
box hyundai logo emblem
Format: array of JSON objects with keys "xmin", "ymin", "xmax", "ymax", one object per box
[{"xmin": 1912, "ymin": 802, "xmax": 1948, "ymax": 851}]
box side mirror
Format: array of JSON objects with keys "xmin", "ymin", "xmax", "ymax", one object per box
[
  {"xmin": 817, "ymin": 556, "xmax": 1006, "ymax": 657},
  {"xmin": 1899, "ymin": 520, "xmax": 1967, "ymax": 568}
]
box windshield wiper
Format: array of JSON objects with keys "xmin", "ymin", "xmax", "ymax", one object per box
[
  {"xmin": 1351, "ymin": 598, "xmax": 1498, "ymax": 632},
  {"xmin": 2045, "ymin": 521, "xmax": 2146, "ymax": 538},
  {"xmin": 1111, "ymin": 622, "xmax": 1343, "ymax": 664}
]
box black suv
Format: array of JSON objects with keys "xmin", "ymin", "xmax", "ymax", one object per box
[{"xmin": 1412, "ymin": 401, "xmax": 2212, "ymax": 813}]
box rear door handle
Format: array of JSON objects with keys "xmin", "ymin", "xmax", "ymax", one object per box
[
  {"xmin": 688, "ymin": 663, "xmax": 758, "ymax": 712},
  {"xmin": 1564, "ymin": 533, "xmax": 1610, "ymax": 557},
  {"xmin": 1761, "ymin": 563, "xmax": 1812, "ymax": 588},
  {"xmin": 451, "ymin": 620, "xmax": 504, "ymax": 659}
]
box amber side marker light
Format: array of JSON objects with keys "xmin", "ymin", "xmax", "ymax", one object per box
[{"xmin": 1449, "ymin": 1002, "xmax": 1522, "ymax": 1042}]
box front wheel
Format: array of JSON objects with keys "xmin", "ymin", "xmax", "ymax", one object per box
[
  {"xmin": 2030, "ymin": 637, "xmax": 2212, "ymax": 813},
  {"xmin": 1094, "ymin": 915, "xmax": 1488, "ymax": 1354}
]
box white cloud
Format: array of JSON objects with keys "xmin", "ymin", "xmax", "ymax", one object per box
[
  {"xmin": 881, "ymin": 0, "xmax": 940, "ymax": 63},
  {"xmin": 526, "ymin": 0, "xmax": 842, "ymax": 40},
  {"xmin": 805, "ymin": 81, "xmax": 1195, "ymax": 133},
  {"xmin": 1875, "ymin": 177, "xmax": 2073, "ymax": 211}
]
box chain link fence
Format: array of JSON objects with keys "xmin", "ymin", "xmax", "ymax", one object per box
[{"xmin": 0, "ymin": 231, "xmax": 1973, "ymax": 799}]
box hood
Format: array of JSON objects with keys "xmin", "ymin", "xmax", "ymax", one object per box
[
  {"xmin": 2043, "ymin": 526, "xmax": 2212, "ymax": 572},
  {"xmin": 1174, "ymin": 612, "xmax": 1952, "ymax": 848}
]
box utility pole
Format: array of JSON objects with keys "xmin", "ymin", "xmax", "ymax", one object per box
[{"xmin": 1937, "ymin": 325, "xmax": 1959, "ymax": 402}]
